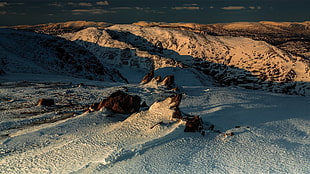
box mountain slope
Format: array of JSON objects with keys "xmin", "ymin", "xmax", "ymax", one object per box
[
  {"xmin": 60, "ymin": 24, "xmax": 310, "ymax": 95},
  {"xmin": 0, "ymin": 28, "xmax": 127, "ymax": 82}
]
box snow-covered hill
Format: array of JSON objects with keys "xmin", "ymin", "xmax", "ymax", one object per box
[
  {"xmin": 1, "ymin": 21, "xmax": 309, "ymax": 95},
  {"xmin": 60, "ymin": 24, "xmax": 310, "ymax": 95},
  {"xmin": 0, "ymin": 21, "xmax": 309, "ymax": 173},
  {"xmin": 0, "ymin": 28, "xmax": 127, "ymax": 82}
]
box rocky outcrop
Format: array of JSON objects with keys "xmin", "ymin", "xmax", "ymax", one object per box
[
  {"xmin": 60, "ymin": 24, "xmax": 310, "ymax": 95},
  {"xmin": 184, "ymin": 116, "xmax": 203, "ymax": 132},
  {"xmin": 161, "ymin": 75, "xmax": 175, "ymax": 89},
  {"xmin": 37, "ymin": 98, "xmax": 55, "ymax": 106},
  {"xmin": 89, "ymin": 90, "xmax": 141, "ymax": 114},
  {"xmin": 140, "ymin": 70, "xmax": 154, "ymax": 84}
]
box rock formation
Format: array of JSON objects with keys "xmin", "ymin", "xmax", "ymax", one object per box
[
  {"xmin": 37, "ymin": 98, "xmax": 55, "ymax": 106},
  {"xmin": 89, "ymin": 90, "xmax": 141, "ymax": 114}
]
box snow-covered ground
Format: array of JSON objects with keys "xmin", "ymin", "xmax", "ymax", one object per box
[{"xmin": 0, "ymin": 72, "xmax": 309, "ymax": 174}]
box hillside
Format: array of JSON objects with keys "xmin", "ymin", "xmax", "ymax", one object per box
[
  {"xmin": 0, "ymin": 21, "xmax": 309, "ymax": 174},
  {"xmin": 60, "ymin": 23, "xmax": 310, "ymax": 95},
  {"xmin": 0, "ymin": 28, "xmax": 127, "ymax": 82}
]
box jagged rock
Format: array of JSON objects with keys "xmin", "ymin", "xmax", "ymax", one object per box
[
  {"xmin": 224, "ymin": 132, "xmax": 235, "ymax": 138},
  {"xmin": 140, "ymin": 70, "xmax": 154, "ymax": 84},
  {"xmin": 90, "ymin": 90, "xmax": 141, "ymax": 114},
  {"xmin": 170, "ymin": 94, "xmax": 183, "ymax": 119},
  {"xmin": 161, "ymin": 75, "xmax": 175, "ymax": 89},
  {"xmin": 77, "ymin": 83, "xmax": 85, "ymax": 87},
  {"xmin": 184, "ymin": 116, "xmax": 203, "ymax": 132},
  {"xmin": 172, "ymin": 107, "xmax": 182, "ymax": 119},
  {"xmin": 154, "ymin": 76, "xmax": 162, "ymax": 82},
  {"xmin": 37, "ymin": 98, "xmax": 55, "ymax": 106},
  {"xmin": 170, "ymin": 93, "xmax": 182, "ymax": 108}
]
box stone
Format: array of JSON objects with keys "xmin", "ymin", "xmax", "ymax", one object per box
[
  {"xmin": 140, "ymin": 70, "xmax": 154, "ymax": 84},
  {"xmin": 91, "ymin": 90, "xmax": 141, "ymax": 114},
  {"xmin": 161, "ymin": 75, "xmax": 175, "ymax": 89},
  {"xmin": 37, "ymin": 98, "xmax": 55, "ymax": 106},
  {"xmin": 184, "ymin": 116, "xmax": 203, "ymax": 132}
]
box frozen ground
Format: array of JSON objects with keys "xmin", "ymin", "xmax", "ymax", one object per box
[{"xmin": 0, "ymin": 73, "xmax": 309, "ymax": 173}]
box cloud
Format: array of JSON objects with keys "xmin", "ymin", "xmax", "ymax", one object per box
[
  {"xmin": 111, "ymin": 7, "xmax": 146, "ymax": 10},
  {"xmin": 171, "ymin": 6, "xmax": 201, "ymax": 10},
  {"xmin": 221, "ymin": 6, "xmax": 262, "ymax": 10},
  {"xmin": 67, "ymin": 2, "xmax": 93, "ymax": 7},
  {"xmin": 111, "ymin": 7, "xmax": 132, "ymax": 10},
  {"xmin": 249, "ymin": 6, "xmax": 262, "ymax": 10},
  {"xmin": 221, "ymin": 6, "xmax": 246, "ymax": 10},
  {"xmin": 48, "ymin": 3, "xmax": 63, "ymax": 7},
  {"xmin": 0, "ymin": 2, "xmax": 24, "ymax": 7},
  {"xmin": 96, "ymin": 1, "xmax": 109, "ymax": 6},
  {"xmin": 72, "ymin": 9, "xmax": 115, "ymax": 15},
  {"xmin": 78, "ymin": 2, "xmax": 92, "ymax": 7},
  {"xmin": 0, "ymin": 2, "xmax": 8, "ymax": 7}
]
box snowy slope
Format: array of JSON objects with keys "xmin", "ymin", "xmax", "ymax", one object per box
[
  {"xmin": 0, "ymin": 28, "xmax": 127, "ymax": 82},
  {"xmin": 60, "ymin": 24, "xmax": 310, "ymax": 96},
  {"xmin": 0, "ymin": 74, "xmax": 309, "ymax": 173},
  {"xmin": 0, "ymin": 22, "xmax": 309, "ymax": 173}
]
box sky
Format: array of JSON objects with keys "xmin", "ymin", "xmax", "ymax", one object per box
[{"xmin": 0, "ymin": 0, "xmax": 309, "ymax": 26}]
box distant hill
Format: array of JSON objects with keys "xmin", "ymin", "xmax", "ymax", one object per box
[{"xmin": 1, "ymin": 21, "xmax": 309, "ymax": 95}]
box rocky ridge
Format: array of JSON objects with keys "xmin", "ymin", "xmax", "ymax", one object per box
[
  {"xmin": 60, "ymin": 23, "xmax": 310, "ymax": 95},
  {"xmin": 1, "ymin": 21, "xmax": 310, "ymax": 95}
]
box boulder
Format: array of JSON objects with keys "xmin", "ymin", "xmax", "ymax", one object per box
[
  {"xmin": 170, "ymin": 93, "xmax": 182, "ymax": 108},
  {"xmin": 91, "ymin": 90, "xmax": 141, "ymax": 114},
  {"xmin": 170, "ymin": 94, "xmax": 183, "ymax": 119},
  {"xmin": 37, "ymin": 98, "xmax": 55, "ymax": 106},
  {"xmin": 184, "ymin": 116, "xmax": 203, "ymax": 132},
  {"xmin": 161, "ymin": 75, "xmax": 175, "ymax": 89},
  {"xmin": 140, "ymin": 70, "xmax": 154, "ymax": 84}
]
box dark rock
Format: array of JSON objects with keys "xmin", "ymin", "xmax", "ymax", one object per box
[
  {"xmin": 172, "ymin": 107, "xmax": 182, "ymax": 119},
  {"xmin": 169, "ymin": 94, "xmax": 183, "ymax": 119},
  {"xmin": 77, "ymin": 83, "xmax": 85, "ymax": 87},
  {"xmin": 161, "ymin": 75, "xmax": 175, "ymax": 89},
  {"xmin": 170, "ymin": 93, "xmax": 182, "ymax": 108},
  {"xmin": 154, "ymin": 76, "xmax": 162, "ymax": 82},
  {"xmin": 184, "ymin": 116, "xmax": 203, "ymax": 132},
  {"xmin": 140, "ymin": 101, "xmax": 148, "ymax": 108},
  {"xmin": 91, "ymin": 90, "xmax": 141, "ymax": 114},
  {"xmin": 224, "ymin": 132, "xmax": 234, "ymax": 137},
  {"xmin": 150, "ymin": 121, "xmax": 164, "ymax": 129},
  {"xmin": 37, "ymin": 98, "xmax": 55, "ymax": 106},
  {"xmin": 208, "ymin": 124, "xmax": 215, "ymax": 130},
  {"xmin": 140, "ymin": 70, "xmax": 154, "ymax": 84}
]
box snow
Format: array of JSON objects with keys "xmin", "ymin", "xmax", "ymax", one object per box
[
  {"xmin": 60, "ymin": 24, "xmax": 310, "ymax": 96},
  {"xmin": 0, "ymin": 73, "xmax": 309, "ymax": 174},
  {"xmin": 0, "ymin": 22, "xmax": 309, "ymax": 173}
]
